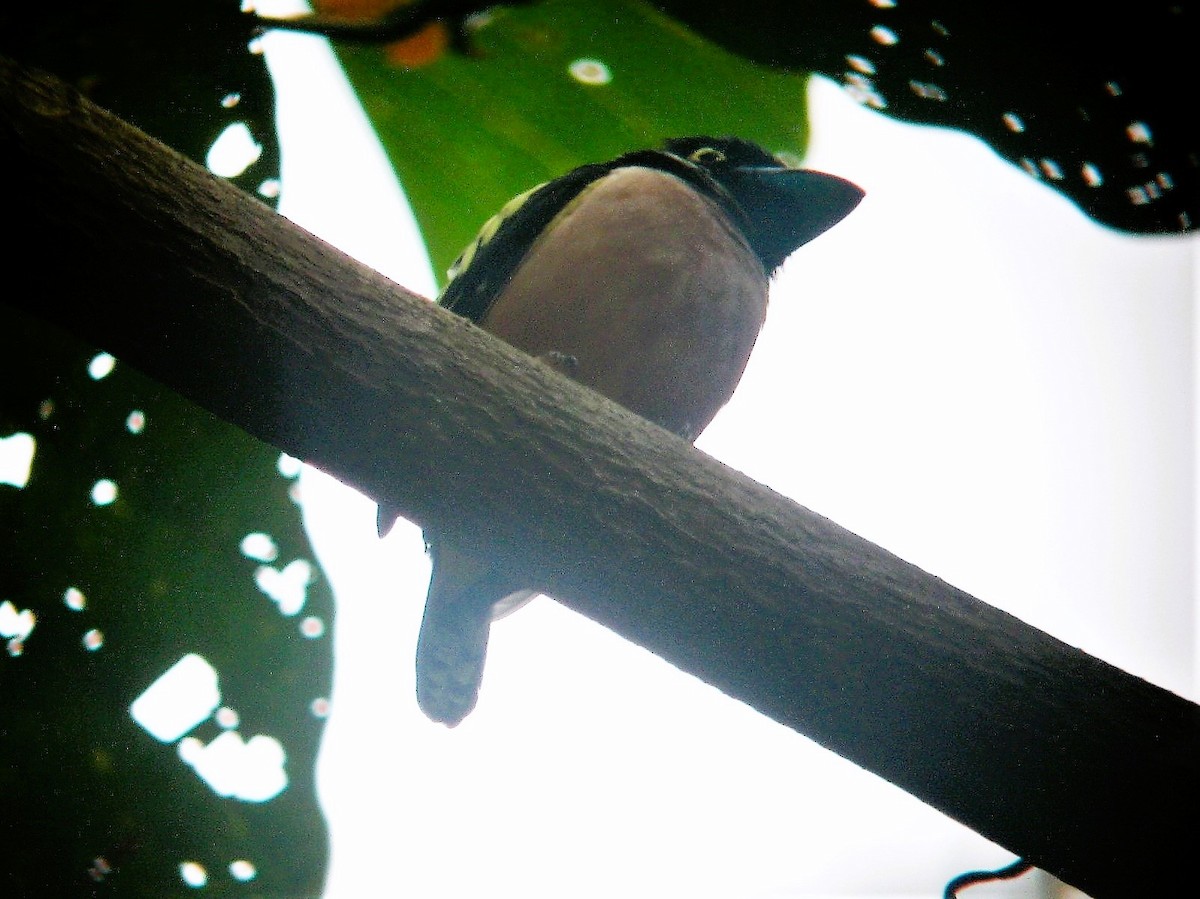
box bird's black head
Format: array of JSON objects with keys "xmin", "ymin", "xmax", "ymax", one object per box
[{"xmin": 661, "ymin": 136, "xmax": 864, "ymax": 273}]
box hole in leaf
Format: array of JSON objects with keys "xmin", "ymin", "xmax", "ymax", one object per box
[
  {"xmin": 64, "ymin": 587, "xmax": 87, "ymax": 611},
  {"xmin": 88, "ymin": 352, "xmax": 116, "ymax": 380},
  {"xmin": 0, "ymin": 432, "xmax": 35, "ymax": 488},
  {"xmin": 909, "ymin": 79, "xmax": 948, "ymax": 101},
  {"xmin": 240, "ymin": 532, "xmax": 279, "ymax": 562},
  {"xmin": 568, "ymin": 58, "xmax": 612, "ymax": 85},
  {"xmin": 846, "ymin": 54, "xmax": 875, "ymax": 75},
  {"xmin": 179, "ymin": 731, "xmax": 288, "ymax": 802},
  {"xmin": 1126, "ymin": 121, "xmax": 1154, "ymax": 145},
  {"xmin": 229, "ymin": 859, "xmax": 257, "ymax": 882},
  {"xmin": 0, "ymin": 601, "xmax": 36, "ymax": 641},
  {"xmin": 91, "ymin": 479, "xmax": 118, "ymax": 506},
  {"xmin": 1002, "ymin": 112, "xmax": 1026, "ymax": 133},
  {"xmin": 277, "ymin": 453, "xmax": 302, "ymax": 478},
  {"xmin": 870, "ymin": 25, "xmax": 899, "ymax": 45},
  {"xmin": 206, "ymin": 122, "xmax": 263, "ymax": 177},
  {"xmin": 179, "ymin": 861, "xmax": 208, "ymax": 888},
  {"xmin": 130, "ymin": 654, "xmax": 221, "ymax": 742},
  {"xmin": 255, "ymin": 559, "xmax": 313, "ymax": 616}
]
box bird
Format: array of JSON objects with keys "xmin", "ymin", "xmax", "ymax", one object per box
[{"xmin": 382, "ymin": 136, "xmax": 864, "ymax": 726}]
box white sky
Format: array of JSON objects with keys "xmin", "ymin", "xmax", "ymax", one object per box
[{"xmin": 259, "ymin": 24, "xmax": 1196, "ymax": 899}]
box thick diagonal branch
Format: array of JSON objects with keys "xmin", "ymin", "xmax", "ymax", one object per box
[{"xmin": 2, "ymin": 56, "xmax": 1196, "ymax": 898}]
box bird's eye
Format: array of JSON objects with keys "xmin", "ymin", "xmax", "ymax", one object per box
[{"xmin": 689, "ymin": 147, "xmax": 727, "ymax": 164}]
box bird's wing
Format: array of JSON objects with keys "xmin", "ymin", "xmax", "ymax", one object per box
[{"xmin": 437, "ymin": 150, "xmax": 732, "ymax": 324}]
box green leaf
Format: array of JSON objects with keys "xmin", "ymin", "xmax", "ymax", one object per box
[{"xmin": 332, "ymin": 0, "xmax": 812, "ymax": 284}]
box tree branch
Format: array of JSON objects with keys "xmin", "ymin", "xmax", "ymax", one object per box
[{"xmin": 2, "ymin": 55, "xmax": 1196, "ymax": 897}]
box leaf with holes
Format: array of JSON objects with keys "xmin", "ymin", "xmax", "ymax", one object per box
[
  {"xmin": 0, "ymin": 0, "xmax": 280, "ymax": 200},
  {"xmin": 0, "ymin": 310, "xmax": 332, "ymax": 894},
  {"xmin": 0, "ymin": 4, "xmax": 332, "ymax": 893},
  {"xmin": 650, "ymin": 0, "xmax": 1198, "ymax": 234}
]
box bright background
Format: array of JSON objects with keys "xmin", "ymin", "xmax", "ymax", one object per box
[{"xmin": 260, "ymin": 24, "xmax": 1196, "ymax": 899}]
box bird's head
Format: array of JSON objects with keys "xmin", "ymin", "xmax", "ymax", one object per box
[{"xmin": 661, "ymin": 136, "xmax": 864, "ymax": 273}]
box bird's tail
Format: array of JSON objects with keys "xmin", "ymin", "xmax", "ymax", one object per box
[
  {"xmin": 415, "ymin": 584, "xmax": 493, "ymax": 726},
  {"xmin": 415, "ymin": 541, "xmax": 533, "ymax": 726}
]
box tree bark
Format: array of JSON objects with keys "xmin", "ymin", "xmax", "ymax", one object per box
[{"xmin": 2, "ymin": 55, "xmax": 1196, "ymax": 897}]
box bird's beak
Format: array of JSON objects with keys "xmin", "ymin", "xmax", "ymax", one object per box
[{"xmin": 726, "ymin": 168, "xmax": 865, "ymax": 272}]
